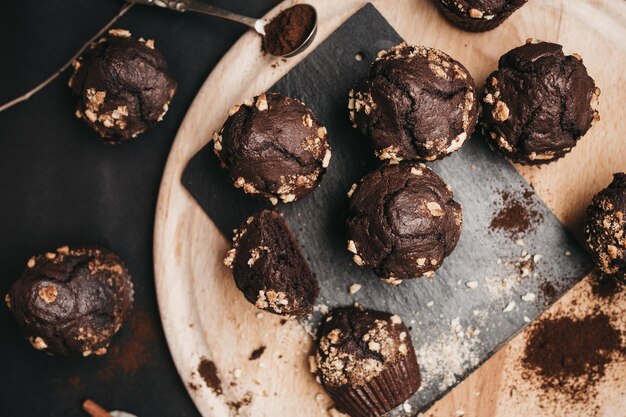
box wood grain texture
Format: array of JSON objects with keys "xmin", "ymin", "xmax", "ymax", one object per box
[{"xmin": 153, "ymin": 1, "xmax": 626, "ymax": 416}]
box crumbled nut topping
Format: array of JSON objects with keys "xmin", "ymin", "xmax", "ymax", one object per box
[
  {"xmin": 348, "ymin": 283, "xmax": 362, "ymax": 294},
  {"xmin": 410, "ymin": 167, "xmax": 423, "ymax": 176},
  {"xmin": 255, "ymin": 93, "xmax": 268, "ymax": 111},
  {"xmin": 228, "ymin": 104, "xmax": 240, "ymax": 116},
  {"xmin": 108, "ymin": 29, "xmax": 131, "ymax": 38},
  {"xmin": 38, "ymin": 285, "xmax": 58, "ymax": 304},
  {"xmin": 303, "ymin": 113, "xmax": 313, "ymax": 127},
  {"xmin": 317, "ymin": 312, "xmax": 412, "ymax": 390},
  {"xmin": 256, "ymin": 289, "xmax": 290, "ymax": 314},
  {"xmin": 347, "ymin": 240, "xmax": 358, "ymax": 254},
  {"xmin": 492, "ymin": 101, "xmax": 510, "ymax": 122},
  {"xmin": 383, "ymin": 276, "xmax": 403, "ymax": 286},
  {"xmin": 247, "ymin": 246, "xmax": 270, "ymax": 267},
  {"xmin": 376, "ymin": 145, "xmax": 402, "ymax": 163},
  {"xmin": 30, "ymin": 336, "xmax": 48, "ymax": 350},
  {"xmin": 322, "ymin": 149, "xmax": 332, "ymax": 168},
  {"xmin": 347, "ymin": 183, "xmax": 358, "ymax": 198},
  {"xmin": 426, "ymin": 201, "xmax": 445, "ymax": 217}
]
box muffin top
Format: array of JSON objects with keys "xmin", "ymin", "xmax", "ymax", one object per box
[
  {"xmin": 214, "ymin": 92, "xmax": 331, "ymax": 205},
  {"xmin": 346, "ymin": 162, "xmax": 462, "ymax": 284},
  {"xmin": 585, "ymin": 173, "xmax": 626, "ymax": 279},
  {"xmin": 350, "ymin": 43, "xmax": 478, "ymax": 162},
  {"xmin": 482, "ymin": 40, "xmax": 600, "ymax": 164},
  {"xmin": 69, "ymin": 29, "xmax": 177, "ymax": 142},
  {"xmin": 6, "ymin": 246, "xmax": 133, "ymax": 356},
  {"xmin": 316, "ymin": 307, "xmax": 417, "ymax": 389},
  {"xmin": 224, "ymin": 210, "xmax": 319, "ymax": 316}
]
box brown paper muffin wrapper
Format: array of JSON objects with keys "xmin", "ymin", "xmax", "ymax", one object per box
[
  {"xmin": 435, "ymin": 1, "xmax": 520, "ymax": 32},
  {"xmin": 326, "ymin": 353, "xmax": 421, "ymax": 417}
]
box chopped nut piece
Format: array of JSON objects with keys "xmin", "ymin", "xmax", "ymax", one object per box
[
  {"xmin": 492, "ymin": 101, "xmax": 510, "ymax": 121},
  {"xmin": 347, "ymin": 240, "xmax": 358, "ymax": 254},
  {"xmin": 469, "ymin": 8, "xmax": 483, "ymax": 18},
  {"xmin": 503, "ymin": 301, "xmax": 516, "ymax": 312},
  {"xmin": 228, "ymin": 105, "xmax": 241, "ymax": 116},
  {"xmin": 426, "ymin": 201, "xmax": 445, "ymax": 216},
  {"xmin": 348, "ymin": 283, "xmax": 362, "ymax": 294},
  {"xmin": 38, "ymin": 286, "xmax": 58, "ymax": 304},
  {"xmin": 465, "ymin": 280, "xmax": 478, "ymax": 289},
  {"xmin": 255, "ymin": 93, "xmax": 269, "ymax": 111}
]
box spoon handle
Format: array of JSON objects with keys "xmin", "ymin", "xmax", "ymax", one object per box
[{"xmin": 131, "ymin": 0, "xmax": 261, "ymax": 31}]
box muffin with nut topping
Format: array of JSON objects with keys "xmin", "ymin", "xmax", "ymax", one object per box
[
  {"xmin": 435, "ymin": 0, "xmax": 528, "ymax": 32},
  {"xmin": 349, "ymin": 43, "xmax": 478, "ymax": 162},
  {"xmin": 224, "ymin": 210, "xmax": 319, "ymax": 317},
  {"xmin": 481, "ymin": 40, "xmax": 600, "ymax": 164},
  {"xmin": 213, "ymin": 92, "xmax": 331, "ymax": 205},
  {"xmin": 316, "ymin": 307, "xmax": 421, "ymax": 417},
  {"xmin": 346, "ymin": 162, "xmax": 462, "ymax": 285},
  {"xmin": 6, "ymin": 246, "xmax": 133, "ymax": 356},
  {"xmin": 585, "ymin": 173, "xmax": 626, "ymax": 283},
  {"xmin": 69, "ymin": 29, "xmax": 177, "ymax": 142}
]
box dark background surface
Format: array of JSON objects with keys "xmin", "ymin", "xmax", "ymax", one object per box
[{"xmin": 0, "ymin": 1, "xmax": 280, "ymax": 416}]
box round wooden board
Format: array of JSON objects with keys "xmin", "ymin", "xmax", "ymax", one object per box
[{"xmin": 153, "ymin": 1, "xmax": 626, "ymax": 416}]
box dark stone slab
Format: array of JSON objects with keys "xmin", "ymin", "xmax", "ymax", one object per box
[{"xmin": 182, "ymin": 4, "xmax": 591, "ymax": 414}]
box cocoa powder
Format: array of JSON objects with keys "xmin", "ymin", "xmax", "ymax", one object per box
[
  {"xmin": 249, "ymin": 345, "xmax": 266, "ymax": 361},
  {"xmin": 198, "ymin": 357, "xmax": 222, "ymax": 395},
  {"xmin": 522, "ymin": 311, "xmax": 624, "ymax": 403},
  {"xmin": 264, "ymin": 5, "xmax": 315, "ymax": 56},
  {"xmin": 590, "ymin": 272, "xmax": 624, "ymax": 300},
  {"xmin": 489, "ymin": 191, "xmax": 542, "ymax": 238},
  {"xmin": 97, "ymin": 310, "xmax": 157, "ymax": 380}
]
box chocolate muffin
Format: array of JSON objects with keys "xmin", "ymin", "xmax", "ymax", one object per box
[
  {"xmin": 349, "ymin": 43, "xmax": 478, "ymax": 162},
  {"xmin": 224, "ymin": 210, "xmax": 319, "ymax": 316},
  {"xmin": 5, "ymin": 246, "xmax": 133, "ymax": 356},
  {"xmin": 346, "ymin": 162, "xmax": 462, "ymax": 285},
  {"xmin": 435, "ymin": 0, "xmax": 528, "ymax": 32},
  {"xmin": 213, "ymin": 92, "xmax": 331, "ymax": 205},
  {"xmin": 585, "ymin": 173, "xmax": 626, "ymax": 283},
  {"xmin": 481, "ymin": 40, "xmax": 600, "ymax": 164},
  {"xmin": 316, "ymin": 307, "xmax": 421, "ymax": 417},
  {"xmin": 69, "ymin": 29, "xmax": 177, "ymax": 143}
]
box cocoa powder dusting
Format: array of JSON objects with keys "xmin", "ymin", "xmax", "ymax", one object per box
[
  {"xmin": 590, "ymin": 272, "xmax": 624, "ymax": 300},
  {"xmin": 540, "ymin": 281, "xmax": 557, "ymax": 302},
  {"xmin": 97, "ymin": 310, "xmax": 157, "ymax": 380},
  {"xmin": 264, "ymin": 5, "xmax": 315, "ymax": 56},
  {"xmin": 489, "ymin": 191, "xmax": 542, "ymax": 238},
  {"xmin": 198, "ymin": 357, "xmax": 222, "ymax": 395},
  {"xmin": 249, "ymin": 345, "xmax": 266, "ymax": 361},
  {"xmin": 522, "ymin": 311, "xmax": 624, "ymax": 404}
]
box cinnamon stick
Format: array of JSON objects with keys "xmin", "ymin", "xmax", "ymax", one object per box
[
  {"xmin": 0, "ymin": 2, "xmax": 134, "ymax": 113},
  {"xmin": 82, "ymin": 399, "xmax": 113, "ymax": 417}
]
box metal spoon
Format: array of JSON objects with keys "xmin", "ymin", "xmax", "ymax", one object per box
[{"xmin": 130, "ymin": 0, "xmax": 317, "ymax": 58}]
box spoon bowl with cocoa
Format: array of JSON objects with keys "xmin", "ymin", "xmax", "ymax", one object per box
[{"xmin": 132, "ymin": 1, "xmax": 318, "ymax": 58}]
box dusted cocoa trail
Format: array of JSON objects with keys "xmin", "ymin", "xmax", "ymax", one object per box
[
  {"xmin": 522, "ymin": 311, "xmax": 624, "ymax": 410},
  {"xmin": 489, "ymin": 191, "xmax": 542, "ymax": 239}
]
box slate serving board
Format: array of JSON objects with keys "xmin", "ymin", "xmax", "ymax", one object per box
[{"xmin": 182, "ymin": 4, "xmax": 591, "ymax": 414}]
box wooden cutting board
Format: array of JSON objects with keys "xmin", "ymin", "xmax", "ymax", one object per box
[{"xmin": 153, "ymin": 1, "xmax": 626, "ymax": 416}]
